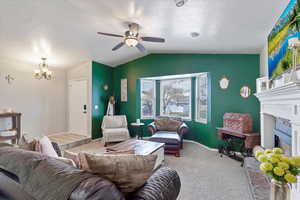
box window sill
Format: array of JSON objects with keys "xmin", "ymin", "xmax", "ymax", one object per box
[{"xmin": 194, "ymin": 120, "xmax": 208, "ymax": 124}]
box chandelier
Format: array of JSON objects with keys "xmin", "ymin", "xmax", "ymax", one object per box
[{"xmin": 34, "ymin": 58, "xmax": 52, "ymax": 80}]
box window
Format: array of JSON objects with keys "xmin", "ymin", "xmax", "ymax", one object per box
[
  {"xmin": 140, "ymin": 80, "xmax": 156, "ymax": 119},
  {"xmin": 160, "ymin": 78, "xmax": 191, "ymax": 119},
  {"xmin": 196, "ymin": 73, "xmax": 208, "ymax": 123}
]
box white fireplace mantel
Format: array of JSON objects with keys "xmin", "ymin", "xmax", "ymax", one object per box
[{"xmin": 255, "ymin": 82, "xmax": 300, "ymax": 199}]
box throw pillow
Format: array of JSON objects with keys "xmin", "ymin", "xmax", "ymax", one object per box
[
  {"xmin": 19, "ymin": 139, "xmax": 38, "ymax": 151},
  {"xmin": 155, "ymin": 117, "xmax": 169, "ymax": 130},
  {"xmin": 79, "ymin": 153, "xmax": 157, "ymax": 193},
  {"xmin": 55, "ymin": 157, "xmax": 76, "ymax": 167},
  {"xmin": 166, "ymin": 118, "xmax": 183, "ymax": 132},
  {"xmin": 38, "ymin": 136, "xmax": 58, "ymax": 158},
  {"xmin": 63, "ymin": 150, "xmax": 81, "ymax": 168}
]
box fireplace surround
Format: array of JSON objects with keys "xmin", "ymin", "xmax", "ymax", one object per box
[{"xmin": 255, "ymin": 82, "xmax": 300, "ymax": 200}]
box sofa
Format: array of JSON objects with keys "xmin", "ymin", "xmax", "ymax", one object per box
[
  {"xmin": 0, "ymin": 147, "xmax": 181, "ymax": 200},
  {"xmin": 101, "ymin": 115, "xmax": 130, "ymax": 146},
  {"xmin": 147, "ymin": 117, "xmax": 189, "ymax": 157}
]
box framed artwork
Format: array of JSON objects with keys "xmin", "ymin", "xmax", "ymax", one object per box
[
  {"xmin": 256, "ymin": 77, "xmax": 269, "ymax": 93},
  {"xmin": 268, "ymin": 0, "xmax": 300, "ymax": 78},
  {"xmin": 121, "ymin": 78, "xmax": 127, "ymax": 102}
]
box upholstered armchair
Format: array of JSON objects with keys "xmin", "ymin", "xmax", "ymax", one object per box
[
  {"xmin": 101, "ymin": 115, "xmax": 130, "ymax": 146},
  {"xmin": 147, "ymin": 117, "xmax": 189, "ymax": 157}
]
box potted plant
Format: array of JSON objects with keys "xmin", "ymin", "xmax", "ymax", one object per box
[{"xmin": 255, "ymin": 148, "xmax": 300, "ymax": 200}]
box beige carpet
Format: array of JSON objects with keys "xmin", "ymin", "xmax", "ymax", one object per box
[{"xmin": 67, "ymin": 140, "xmax": 251, "ymax": 200}]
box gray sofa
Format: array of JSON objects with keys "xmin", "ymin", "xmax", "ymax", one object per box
[{"xmin": 0, "ymin": 147, "xmax": 181, "ymax": 200}]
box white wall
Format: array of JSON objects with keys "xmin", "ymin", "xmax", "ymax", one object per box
[
  {"xmin": 67, "ymin": 61, "xmax": 92, "ymax": 137},
  {"xmin": 260, "ymin": 41, "xmax": 268, "ymax": 77},
  {"xmin": 0, "ymin": 59, "xmax": 67, "ymax": 138}
]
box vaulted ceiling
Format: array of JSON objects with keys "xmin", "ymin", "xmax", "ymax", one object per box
[{"xmin": 0, "ymin": 0, "xmax": 290, "ymax": 68}]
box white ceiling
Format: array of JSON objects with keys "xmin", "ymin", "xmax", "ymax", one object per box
[{"xmin": 0, "ymin": 0, "xmax": 290, "ymax": 68}]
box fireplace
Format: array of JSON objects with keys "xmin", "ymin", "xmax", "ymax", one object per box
[
  {"xmin": 274, "ymin": 118, "xmax": 292, "ymax": 156},
  {"xmin": 255, "ymin": 82, "xmax": 300, "ymax": 200}
]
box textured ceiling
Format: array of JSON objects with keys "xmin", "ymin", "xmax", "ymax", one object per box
[{"xmin": 0, "ymin": 0, "xmax": 290, "ymax": 68}]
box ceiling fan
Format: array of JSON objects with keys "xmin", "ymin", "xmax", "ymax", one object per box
[{"xmin": 97, "ymin": 23, "xmax": 165, "ymax": 54}]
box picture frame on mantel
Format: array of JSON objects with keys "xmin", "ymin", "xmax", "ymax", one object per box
[
  {"xmin": 121, "ymin": 78, "xmax": 127, "ymax": 102},
  {"xmin": 256, "ymin": 77, "xmax": 269, "ymax": 93}
]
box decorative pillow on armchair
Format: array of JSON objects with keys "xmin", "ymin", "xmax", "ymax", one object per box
[
  {"xmin": 79, "ymin": 153, "xmax": 157, "ymax": 193},
  {"xmin": 155, "ymin": 117, "xmax": 183, "ymax": 132},
  {"xmin": 155, "ymin": 117, "xmax": 169, "ymax": 131}
]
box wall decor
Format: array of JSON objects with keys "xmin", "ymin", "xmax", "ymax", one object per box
[
  {"xmin": 121, "ymin": 78, "xmax": 127, "ymax": 102},
  {"xmin": 256, "ymin": 77, "xmax": 269, "ymax": 93},
  {"xmin": 219, "ymin": 76, "xmax": 230, "ymax": 90},
  {"xmin": 268, "ymin": 0, "xmax": 300, "ymax": 78},
  {"xmin": 5, "ymin": 74, "xmax": 15, "ymax": 84},
  {"xmin": 240, "ymin": 86, "xmax": 251, "ymax": 98}
]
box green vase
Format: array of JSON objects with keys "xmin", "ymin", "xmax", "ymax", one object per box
[{"xmin": 270, "ymin": 179, "xmax": 291, "ymax": 200}]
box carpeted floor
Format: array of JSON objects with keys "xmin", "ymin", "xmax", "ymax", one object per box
[
  {"xmin": 166, "ymin": 141, "xmax": 251, "ymax": 200},
  {"xmin": 68, "ymin": 140, "xmax": 251, "ymax": 200}
]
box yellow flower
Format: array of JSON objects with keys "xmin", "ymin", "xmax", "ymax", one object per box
[
  {"xmin": 264, "ymin": 149, "xmax": 273, "ymax": 154},
  {"xmin": 289, "ymin": 158, "xmax": 296, "ymax": 166},
  {"xmin": 273, "ymin": 148, "xmax": 283, "ymax": 154},
  {"xmin": 284, "ymin": 173, "xmax": 297, "ymax": 183},
  {"xmin": 260, "ymin": 162, "xmax": 273, "ymax": 172},
  {"xmin": 280, "ymin": 156, "xmax": 290, "ymax": 163},
  {"xmin": 268, "ymin": 154, "xmax": 280, "ymax": 163},
  {"xmin": 290, "ymin": 156, "xmax": 300, "ymax": 168},
  {"xmin": 255, "ymin": 150, "xmax": 264, "ymax": 159},
  {"xmin": 273, "ymin": 167, "xmax": 285, "ymax": 176},
  {"xmin": 278, "ymin": 162, "xmax": 289, "ymax": 170},
  {"xmin": 258, "ymin": 155, "xmax": 268, "ymax": 162}
]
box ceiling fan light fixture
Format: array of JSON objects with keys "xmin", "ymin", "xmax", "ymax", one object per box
[{"xmin": 125, "ymin": 37, "xmax": 138, "ymax": 47}]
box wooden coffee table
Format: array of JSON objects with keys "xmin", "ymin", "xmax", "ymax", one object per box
[{"xmin": 107, "ymin": 139, "xmax": 165, "ymax": 169}]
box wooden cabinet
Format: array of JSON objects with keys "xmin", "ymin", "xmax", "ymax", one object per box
[{"xmin": 0, "ymin": 113, "xmax": 21, "ymax": 144}]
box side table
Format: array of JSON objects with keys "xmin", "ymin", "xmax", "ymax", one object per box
[{"xmin": 130, "ymin": 123, "xmax": 145, "ymax": 139}]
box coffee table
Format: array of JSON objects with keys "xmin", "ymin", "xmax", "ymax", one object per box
[{"xmin": 106, "ymin": 139, "xmax": 165, "ymax": 169}]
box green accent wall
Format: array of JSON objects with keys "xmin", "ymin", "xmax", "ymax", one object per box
[
  {"xmin": 92, "ymin": 61, "xmax": 113, "ymax": 139},
  {"xmin": 111, "ymin": 54, "xmax": 260, "ymax": 148}
]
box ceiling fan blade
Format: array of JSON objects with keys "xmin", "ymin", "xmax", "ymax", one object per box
[
  {"xmin": 112, "ymin": 42, "xmax": 125, "ymax": 51},
  {"xmin": 136, "ymin": 43, "xmax": 147, "ymax": 54},
  {"xmin": 97, "ymin": 32, "xmax": 123, "ymax": 38},
  {"xmin": 141, "ymin": 37, "xmax": 165, "ymax": 43}
]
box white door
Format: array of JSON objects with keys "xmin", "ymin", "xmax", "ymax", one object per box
[{"xmin": 68, "ymin": 80, "xmax": 88, "ymax": 136}]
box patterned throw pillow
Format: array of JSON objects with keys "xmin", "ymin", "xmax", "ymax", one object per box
[
  {"xmin": 166, "ymin": 118, "xmax": 183, "ymax": 132},
  {"xmin": 79, "ymin": 153, "xmax": 157, "ymax": 193},
  {"xmin": 155, "ymin": 117, "xmax": 169, "ymax": 130},
  {"xmin": 63, "ymin": 150, "xmax": 81, "ymax": 168}
]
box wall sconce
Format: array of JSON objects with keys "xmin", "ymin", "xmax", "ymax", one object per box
[
  {"xmin": 5, "ymin": 74, "xmax": 15, "ymax": 84},
  {"xmin": 103, "ymin": 84, "xmax": 109, "ymax": 91}
]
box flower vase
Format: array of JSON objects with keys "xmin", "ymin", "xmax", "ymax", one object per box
[{"xmin": 270, "ymin": 179, "xmax": 290, "ymax": 200}]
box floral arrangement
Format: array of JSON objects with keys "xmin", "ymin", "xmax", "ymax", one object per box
[{"xmin": 255, "ymin": 148, "xmax": 300, "ymax": 184}]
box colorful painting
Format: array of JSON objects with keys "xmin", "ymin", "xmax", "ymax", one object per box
[{"xmin": 268, "ymin": 0, "xmax": 300, "ymax": 78}]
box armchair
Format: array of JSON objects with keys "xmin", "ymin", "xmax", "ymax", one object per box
[
  {"xmin": 101, "ymin": 115, "xmax": 130, "ymax": 146},
  {"xmin": 147, "ymin": 117, "xmax": 189, "ymax": 157}
]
